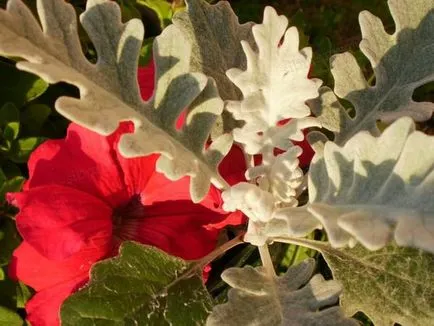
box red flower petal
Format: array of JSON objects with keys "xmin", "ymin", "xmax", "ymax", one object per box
[
  {"xmin": 202, "ymin": 265, "xmax": 212, "ymax": 283},
  {"xmin": 108, "ymin": 121, "xmax": 164, "ymax": 198},
  {"xmin": 206, "ymin": 210, "xmax": 245, "ymax": 230},
  {"xmin": 10, "ymin": 239, "xmax": 108, "ymax": 325},
  {"xmin": 26, "ymin": 123, "xmax": 129, "ymax": 207},
  {"xmin": 293, "ymin": 137, "xmax": 314, "ymax": 167},
  {"xmin": 24, "ymin": 275, "xmax": 87, "ymax": 326},
  {"xmin": 137, "ymin": 59, "xmax": 155, "ymax": 101},
  {"xmin": 9, "ymin": 241, "xmax": 102, "ymax": 291},
  {"xmin": 140, "ymin": 143, "xmax": 247, "ymax": 210},
  {"xmin": 9, "ymin": 56, "xmax": 250, "ymax": 326},
  {"xmin": 176, "ymin": 110, "xmax": 187, "ymax": 130},
  {"xmin": 133, "ymin": 201, "xmax": 226, "ymax": 259},
  {"xmin": 218, "ymin": 144, "xmax": 246, "ymax": 186},
  {"xmin": 141, "ymin": 173, "xmax": 208, "ymax": 204},
  {"xmin": 9, "ymin": 185, "xmax": 112, "ymax": 260},
  {"xmin": 114, "ymin": 149, "xmax": 160, "ymax": 198}
]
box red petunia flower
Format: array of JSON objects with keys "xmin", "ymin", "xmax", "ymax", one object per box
[{"xmin": 7, "ymin": 61, "xmax": 246, "ymax": 326}]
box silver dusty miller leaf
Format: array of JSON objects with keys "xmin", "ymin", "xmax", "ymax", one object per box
[
  {"xmin": 259, "ymin": 118, "xmax": 434, "ymax": 254},
  {"xmin": 0, "ymin": 0, "xmax": 233, "ymax": 202},
  {"xmin": 207, "ymin": 258, "xmax": 357, "ymax": 326},
  {"xmin": 173, "ymin": 0, "xmax": 254, "ymax": 102},
  {"xmin": 322, "ymin": 243, "xmax": 434, "ymax": 326},
  {"xmin": 221, "ymin": 7, "xmax": 320, "ymax": 228},
  {"xmin": 173, "ymin": 0, "xmax": 256, "ymax": 135},
  {"xmin": 226, "ymin": 6, "xmax": 321, "ymax": 155},
  {"xmin": 272, "ymin": 238, "xmax": 434, "ymax": 326},
  {"xmin": 309, "ymin": 0, "xmax": 434, "ymax": 147}
]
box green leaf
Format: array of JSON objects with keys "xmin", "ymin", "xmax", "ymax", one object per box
[
  {"xmin": 281, "ymin": 233, "xmax": 319, "ymax": 270},
  {"xmin": 0, "ymin": 269, "xmax": 31, "ymax": 313},
  {"xmin": 0, "ymin": 306, "xmax": 22, "ymax": 326},
  {"xmin": 1, "ymin": 176, "xmax": 25, "ymax": 195},
  {"xmin": 320, "ymin": 243, "xmax": 434, "ymax": 326},
  {"xmin": 0, "ymin": 219, "xmax": 21, "ymax": 267},
  {"xmin": 26, "ymin": 78, "xmax": 48, "ymax": 103},
  {"xmin": 9, "ymin": 137, "xmax": 45, "ymax": 163},
  {"xmin": 207, "ymin": 258, "xmax": 357, "ymax": 326},
  {"xmin": 311, "ymin": 36, "xmax": 333, "ymax": 84},
  {"xmin": 0, "ymin": 60, "xmax": 48, "ymax": 108},
  {"xmin": 0, "ymin": 103, "xmax": 19, "ymax": 126},
  {"xmin": 15, "ymin": 282, "xmax": 31, "ymax": 309},
  {"xmin": 61, "ymin": 242, "xmax": 213, "ymax": 325},
  {"xmin": 2, "ymin": 123, "xmax": 19, "ymax": 143},
  {"xmin": 138, "ymin": 37, "xmax": 154, "ymax": 66},
  {"xmin": 137, "ymin": 0, "xmax": 173, "ymax": 28},
  {"xmin": 0, "ymin": 175, "xmax": 25, "ymax": 207},
  {"xmin": 0, "ymin": 162, "xmax": 22, "ymax": 179},
  {"xmin": 311, "ymin": 0, "xmax": 434, "ymax": 145},
  {"xmin": 0, "ymin": 103, "xmax": 20, "ymax": 142},
  {"xmin": 0, "ymin": 270, "xmax": 18, "ymax": 311},
  {"xmin": 20, "ymin": 103, "xmax": 51, "ymax": 135},
  {"xmin": 119, "ymin": 0, "xmax": 142, "ymax": 22},
  {"xmin": 0, "ymin": 169, "xmax": 6, "ymax": 186}
]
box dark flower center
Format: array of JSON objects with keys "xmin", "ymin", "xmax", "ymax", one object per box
[{"xmin": 112, "ymin": 194, "xmax": 145, "ymax": 246}]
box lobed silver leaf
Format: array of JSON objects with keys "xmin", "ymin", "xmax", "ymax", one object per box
[
  {"xmin": 207, "ymin": 258, "xmax": 357, "ymax": 326},
  {"xmin": 173, "ymin": 0, "xmax": 256, "ymax": 135},
  {"xmin": 261, "ymin": 118, "xmax": 434, "ymax": 254},
  {"xmin": 321, "ymin": 243, "xmax": 434, "ymax": 326},
  {"xmin": 312, "ymin": 0, "xmax": 434, "ymax": 146},
  {"xmin": 0, "ymin": 0, "xmax": 231, "ymax": 202},
  {"xmin": 226, "ymin": 6, "xmax": 321, "ymax": 155},
  {"xmin": 173, "ymin": 0, "xmax": 254, "ymax": 102}
]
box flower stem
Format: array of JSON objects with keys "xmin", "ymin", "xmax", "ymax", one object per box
[
  {"xmin": 258, "ymin": 244, "xmax": 276, "ymax": 277},
  {"xmin": 163, "ymin": 233, "xmax": 245, "ymax": 291},
  {"xmin": 261, "ymin": 145, "xmax": 274, "ymax": 168},
  {"xmin": 194, "ymin": 232, "xmax": 245, "ymax": 270},
  {"xmin": 271, "ymin": 236, "xmax": 325, "ymax": 252}
]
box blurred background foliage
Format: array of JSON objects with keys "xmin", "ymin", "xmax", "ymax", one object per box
[{"xmin": 0, "ymin": 0, "xmax": 431, "ymax": 325}]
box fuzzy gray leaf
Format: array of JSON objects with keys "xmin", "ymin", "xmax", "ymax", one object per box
[
  {"xmin": 173, "ymin": 0, "xmax": 254, "ymax": 102},
  {"xmin": 172, "ymin": 0, "xmax": 256, "ymax": 136},
  {"xmin": 207, "ymin": 258, "xmax": 357, "ymax": 326},
  {"xmin": 307, "ymin": 117, "xmax": 434, "ymax": 252},
  {"xmin": 314, "ymin": 0, "xmax": 434, "ymax": 145},
  {"xmin": 266, "ymin": 117, "xmax": 434, "ymax": 255},
  {"xmin": 251, "ymin": 117, "xmax": 434, "ymax": 254},
  {"xmin": 220, "ymin": 6, "xmax": 320, "ymax": 219},
  {"xmin": 320, "ymin": 243, "xmax": 434, "ymax": 326},
  {"xmin": 0, "ymin": 0, "xmax": 231, "ymax": 202},
  {"xmin": 226, "ymin": 6, "xmax": 321, "ymax": 155}
]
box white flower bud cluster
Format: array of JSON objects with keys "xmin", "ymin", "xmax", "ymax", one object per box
[{"xmin": 222, "ymin": 182, "xmax": 276, "ymax": 223}]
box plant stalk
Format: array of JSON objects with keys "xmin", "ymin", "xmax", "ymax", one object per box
[
  {"xmin": 258, "ymin": 244, "xmax": 276, "ymax": 277},
  {"xmin": 271, "ymin": 236, "xmax": 325, "ymax": 252}
]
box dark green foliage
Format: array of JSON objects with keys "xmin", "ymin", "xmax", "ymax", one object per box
[{"xmin": 61, "ymin": 242, "xmax": 214, "ymax": 325}]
